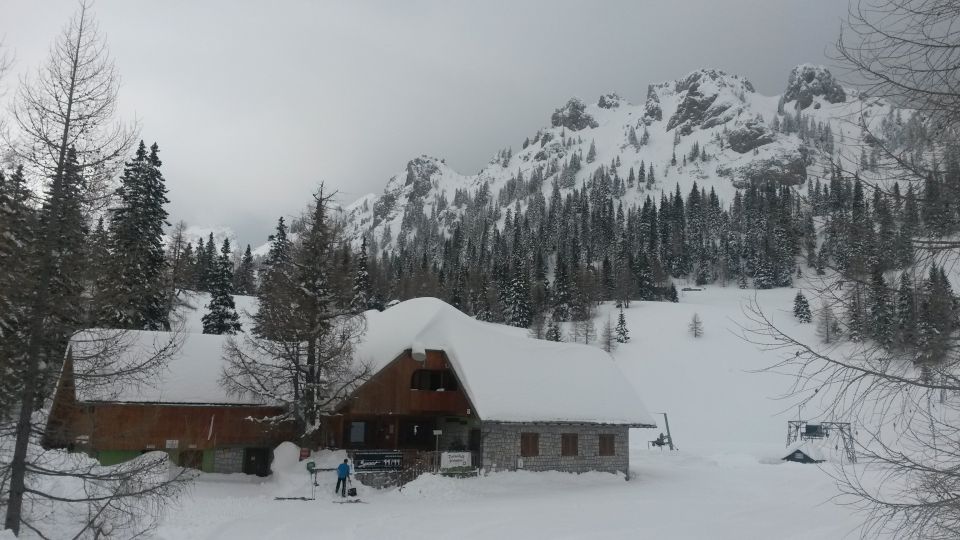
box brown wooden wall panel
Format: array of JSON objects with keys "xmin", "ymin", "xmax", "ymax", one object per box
[
  {"xmin": 54, "ymin": 402, "xmax": 294, "ymax": 451},
  {"xmin": 341, "ymin": 350, "xmax": 473, "ymax": 417},
  {"xmin": 44, "ymin": 354, "xmax": 295, "ymax": 452}
]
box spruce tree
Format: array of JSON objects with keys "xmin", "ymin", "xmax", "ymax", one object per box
[
  {"xmin": 868, "ymin": 265, "xmax": 893, "ymax": 346},
  {"xmin": 87, "ymin": 217, "xmax": 112, "ymax": 324},
  {"xmin": 505, "ymin": 256, "xmax": 532, "ymax": 328},
  {"xmin": 667, "ymin": 283, "xmax": 679, "ymax": 302},
  {"xmin": 351, "ymin": 236, "xmax": 373, "ymax": 312},
  {"xmin": 99, "ymin": 142, "xmax": 171, "ymax": 330},
  {"xmin": 918, "ymin": 265, "xmax": 955, "ymax": 363},
  {"xmin": 615, "ymin": 308, "xmax": 630, "ymax": 343},
  {"xmin": 895, "ymin": 272, "xmax": 917, "ymax": 348},
  {"xmin": 586, "ymin": 139, "xmax": 597, "ymax": 163},
  {"xmin": 793, "ymin": 291, "xmax": 812, "ymax": 323},
  {"xmin": 202, "ymin": 239, "xmax": 242, "ymax": 335},
  {"xmin": 0, "ymin": 167, "xmax": 35, "ymax": 416},
  {"xmin": 233, "ymin": 244, "xmax": 257, "ymax": 295},
  {"xmin": 545, "ymin": 313, "xmax": 563, "ymax": 342},
  {"xmin": 197, "ymin": 232, "xmax": 217, "ymax": 292},
  {"xmin": 253, "ymin": 217, "xmax": 294, "ymax": 339}
]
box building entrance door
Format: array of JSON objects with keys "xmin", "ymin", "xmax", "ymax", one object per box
[
  {"xmin": 243, "ymin": 447, "xmax": 270, "ymax": 476},
  {"xmin": 398, "ymin": 417, "xmax": 434, "ymax": 449}
]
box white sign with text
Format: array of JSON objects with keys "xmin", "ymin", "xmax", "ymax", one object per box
[{"xmin": 441, "ymin": 451, "xmax": 472, "ymax": 469}]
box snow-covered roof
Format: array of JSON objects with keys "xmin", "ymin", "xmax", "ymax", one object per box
[
  {"xmin": 67, "ymin": 329, "xmax": 271, "ymax": 406},
  {"xmin": 782, "ymin": 441, "xmax": 826, "ymax": 462},
  {"xmin": 353, "ymin": 298, "xmax": 656, "ymax": 426}
]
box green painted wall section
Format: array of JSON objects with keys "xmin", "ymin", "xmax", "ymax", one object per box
[
  {"xmin": 203, "ymin": 449, "xmax": 215, "ymax": 472},
  {"xmin": 97, "ymin": 450, "xmax": 142, "ymax": 466},
  {"xmin": 96, "ymin": 449, "xmax": 216, "ymax": 472}
]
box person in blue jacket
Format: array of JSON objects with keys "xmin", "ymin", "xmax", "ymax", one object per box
[{"xmin": 335, "ymin": 459, "xmax": 351, "ymax": 497}]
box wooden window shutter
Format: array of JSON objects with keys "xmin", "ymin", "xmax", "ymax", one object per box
[
  {"xmin": 599, "ymin": 434, "xmax": 615, "ymax": 456},
  {"xmin": 520, "ymin": 432, "xmax": 539, "ymax": 457},
  {"xmin": 561, "ymin": 433, "xmax": 578, "ymax": 456}
]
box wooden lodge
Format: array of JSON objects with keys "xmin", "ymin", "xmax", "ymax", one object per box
[
  {"xmin": 45, "ymin": 297, "xmax": 655, "ymax": 481},
  {"xmin": 318, "ymin": 297, "xmax": 656, "ymax": 479},
  {"xmin": 324, "ymin": 348, "xmax": 481, "ymax": 457}
]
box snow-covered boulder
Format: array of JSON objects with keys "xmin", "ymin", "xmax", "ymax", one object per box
[
  {"xmin": 551, "ymin": 97, "xmax": 598, "ymax": 131},
  {"xmin": 597, "ymin": 93, "xmax": 624, "ymax": 109}
]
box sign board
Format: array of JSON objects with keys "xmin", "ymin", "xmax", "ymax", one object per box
[
  {"xmin": 441, "ymin": 451, "xmax": 471, "ymax": 469},
  {"xmin": 354, "ymin": 451, "xmax": 403, "ymax": 471},
  {"xmin": 165, "ymin": 439, "xmax": 179, "ymax": 449},
  {"xmin": 299, "ymin": 447, "xmax": 310, "ymax": 461},
  {"xmin": 432, "ymin": 429, "xmax": 443, "ymax": 436}
]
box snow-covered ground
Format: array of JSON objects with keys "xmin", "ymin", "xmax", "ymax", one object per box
[
  {"xmin": 156, "ymin": 447, "xmax": 861, "ymax": 540},
  {"xmin": 153, "ymin": 283, "xmax": 870, "ymax": 539}
]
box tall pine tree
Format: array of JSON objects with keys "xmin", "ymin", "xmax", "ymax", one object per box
[{"xmin": 99, "ymin": 142, "xmax": 170, "ymax": 330}]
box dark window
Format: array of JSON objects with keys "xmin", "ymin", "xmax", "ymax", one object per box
[
  {"xmin": 349, "ymin": 421, "xmax": 366, "ymax": 444},
  {"xmin": 410, "ymin": 369, "xmax": 459, "ymax": 391},
  {"xmin": 599, "ymin": 434, "xmax": 616, "ymax": 456},
  {"xmin": 561, "ymin": 433, "xmax": 579, "ymax": 456},
  {"xmin": 520, "ymin": 432, "xmax": 539, "ymax": 457}
]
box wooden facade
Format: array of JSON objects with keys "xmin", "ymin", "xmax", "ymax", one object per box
[
  {"xmin": 324, "ymin": 349, "xmax": 480, "ymax": 452},
  {"xmin": 45, "ymin": 353, "xmax": 295, "ymax": 475}
]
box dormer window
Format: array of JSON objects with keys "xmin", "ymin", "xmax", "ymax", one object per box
[{"xmin": 410, "ymin": 369, "xmax": 458, "ymax": 391}]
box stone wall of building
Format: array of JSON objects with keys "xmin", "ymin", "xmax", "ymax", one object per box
[
  {"xmin": 437, "ymin": 417, "xmax": 478, "ymax": 451},
  {"xmin": 481, "ymin": 423, "xmax": 630, "ymax": 475},
  {"xmin": 213, "ymin": 447, "xmax": 244, "ymax": 474}
]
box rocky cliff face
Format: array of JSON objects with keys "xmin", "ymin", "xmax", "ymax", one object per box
[{"xmin": 782, "ymin": 64, "xmax": 847, "ymax": 110}]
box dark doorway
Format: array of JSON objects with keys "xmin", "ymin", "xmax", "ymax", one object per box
[
  {"xmin": 398, "ymin": 417, "xmax": 435, "ymax": 449},
  {"xmin": 469, "ymin": 429, "xmax": 481, "ymax": 452},
  {"xmin": 243, "ymin": 447, "xmax": 271, "ymax": 476},
  {"xmin": 179, "ymin": 450, "xmax": 203, "ymax": 470}
]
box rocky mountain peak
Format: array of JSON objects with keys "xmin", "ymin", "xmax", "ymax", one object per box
[
  {"xmin": 664, "ymin": 69, "xmax": 755, "ymax": 135},
  {"xmin": 782, "ymin": 64, "xmax": 846, "ymax": 110}
]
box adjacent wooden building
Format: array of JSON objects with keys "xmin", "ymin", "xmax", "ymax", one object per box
[{"xmin": 44, "ymin": 330, "xmax": 295, "ymax": 476}]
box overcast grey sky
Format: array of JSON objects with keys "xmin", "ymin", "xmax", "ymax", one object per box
[{"xmin": 1, "ymin": 0, "xmax": 849, "ymax": 245}]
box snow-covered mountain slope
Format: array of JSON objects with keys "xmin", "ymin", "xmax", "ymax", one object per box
[{"xmin": 338, "ymin": 64, "xmax": 899, "ymax": 252}]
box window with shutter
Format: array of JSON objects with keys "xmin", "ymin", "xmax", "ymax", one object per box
[
  {"xmin": 599, "ymin": 434, "xmax": 615, "ymax": 456},
  {"xmin": 561, "ymin": 433, "xmax": 578, "ymax": 456},
  {"xmin": 520, "ymin": 432, "xmax": 539, "ymax": 457}
]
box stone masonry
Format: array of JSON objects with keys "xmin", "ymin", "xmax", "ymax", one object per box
[
  {"xmin": 213, "ymin": 447, "xmax": 244, "ymax": 474},
  {"xmin": 481, "ymin": 422, "xmax": 629, "ymax": 475}
]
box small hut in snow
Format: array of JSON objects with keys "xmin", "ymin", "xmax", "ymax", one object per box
[{"xmin": 782, "ymin": 441, "xmax": 826, "ymax": 464}]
